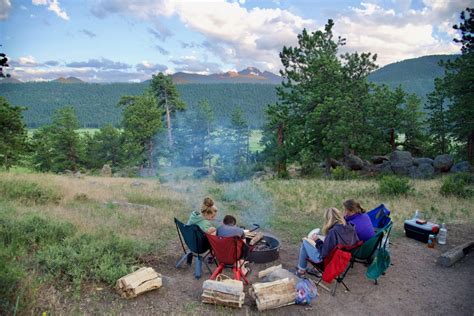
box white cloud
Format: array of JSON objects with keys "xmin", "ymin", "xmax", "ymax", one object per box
[
  {"xmin": 32, "ymin": 0, "xmax": 69, "ymax": 20},
  {"xmin": 0, "ymin": 0, "xmax": 11, "ymax": 20},
  {"xmin": 335, "ymin": 1, "xmax": 467, "ymax": 66},
  {"xmin": 14, "ymin": 56, "xmax": 39, "ymax": 67}
]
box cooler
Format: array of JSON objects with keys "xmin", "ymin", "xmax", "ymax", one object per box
[{"xmin": 404, "ymin": 219, "xmax": 439, "ymax": 243}]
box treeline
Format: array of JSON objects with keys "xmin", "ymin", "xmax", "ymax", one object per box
[{"xmin": 0, "ymin": 82, "xmax": 277, "ymax": 128}]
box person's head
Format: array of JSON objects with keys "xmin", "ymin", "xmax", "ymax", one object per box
[
  {"xmin": 322, "ymin": 207, "xmax": 346, "ymax": 235},
  {"xmin": 223, "ymin": 215, "xmax": 237, "ymax": 226},
  {"xmin": 201, "ymin": 197, "xmax": 218, "ymax": 220},
  {"xmin": 343, "ymin": 199, "xmax": 365, "ymax": 217}
]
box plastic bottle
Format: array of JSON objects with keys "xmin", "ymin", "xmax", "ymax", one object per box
[
  {"xmin": 438, "ymin": 223, "xmax": 447, "ymax": 245},
  {"xmin": 413, "ymin": 210, "xmax": 420, "ymax": 220}
]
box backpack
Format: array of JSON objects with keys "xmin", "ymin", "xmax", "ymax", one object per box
[{"xmin": 366, "ymin": 247, "xmax": 390, "ymax": 280}]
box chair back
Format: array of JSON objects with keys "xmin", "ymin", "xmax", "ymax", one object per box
[
  {"xmin": 353, "ymin": 222, "xmax": 393, "ymax": 261},
  {"xmin": 174, "ymin": 218, "xmax": 210, "ymax": 254},
  {"xmin": 367, "ymin": 204, "xmax": 391, "ymax": 229},
  {"xmin": 206, "ymin": 234, "xmax": 244, "ymax": 265}
]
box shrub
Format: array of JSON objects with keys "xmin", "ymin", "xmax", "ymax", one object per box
[
  {"xmin": 37, "ymin": 233, "xmax": 149, "ymax": 287},
  {"xmin": 440, "ymin": 173, "xmax": 474, "ymax": 198},
  {"xmin": 0, "ymin": 247, "xmax": 26, "ymax": 316},
  {"xmin": 379, "ymin": 175, "xmax": 412, "ymax": 195},
  {"xmin": 332, "ymin": 166, "xmax": 358, "ymax": 180},
  {"xmin": 0, "ymin": 178, "xmax": 62, "ymax": 205},
  {"xmin": 213, "ymin": 164, "xmax": 253, "ymax": 183}
]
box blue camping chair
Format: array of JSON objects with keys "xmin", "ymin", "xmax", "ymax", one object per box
[
  {"xmin": 174, "ymin": 218, "xmax": 212, "ymax": 279},
  {"xmin": 367, "ymin": 204, "xmax": 392, "ymax": 230}
]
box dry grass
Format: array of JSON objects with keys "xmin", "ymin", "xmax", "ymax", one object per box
[{"xmin": 261, "ymin": 178, "xmax": 473, "ymax": 242}]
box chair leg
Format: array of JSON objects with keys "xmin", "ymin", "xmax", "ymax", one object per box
[
  {"xmin": 233, "ymin": 266, "xmax": 240, "ymax": 281},
  {"xmin": 341, "ymin": 280, "xmax": 350, "ymax": 292},
  {"xmin": 195, "ymin": 256, "xmax": 202, "ymax": 279},
  {"xmin": 331, "ymin": 281, "xmax": 339, "ymax": 296},
  {"xmin": 210, "ymin": 263, "xmax": 224, "ymax": 280},
  {"xmin": 176, "ymin": 252, "xmax": 190, "ymax": 268}
]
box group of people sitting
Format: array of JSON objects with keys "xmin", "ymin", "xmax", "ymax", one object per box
[{"xmin": 186, "ymin": 196, "xmax": 375, "ymax": 278}]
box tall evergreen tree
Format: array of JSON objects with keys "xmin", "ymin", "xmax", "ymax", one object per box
[
  {"xmin": 400, "ymin": 93, "xmax": 427, "ymax": 156},
  {"xmin": 149, "ymin": 73, "xmax": 186, "ymax": 150},
  {"xmin": 0, "ymin": 97, "xmax": 27, "ymax": 169},
  {"xmin": 425, "ymin": 78, "xmax": 451, "ymax": 155},
  {"xmin": 83, "ymin": 124, "xmax": 122, "ymax": 169},
  {"xmin": 119, "ymin": 94, "xmax": 163, "ymax": 168}
]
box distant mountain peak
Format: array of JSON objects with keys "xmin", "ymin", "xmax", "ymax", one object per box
[
  {"xmin": 238, "ymin": 67, "xmax": 263, "ymax": 76},
  {"xmin": 52, "ymin": 76, "xmax": 84, "ymax": 83},
  {"xmin": 169, "ymin": 66, "xmax": 281, "ymax": 84}
]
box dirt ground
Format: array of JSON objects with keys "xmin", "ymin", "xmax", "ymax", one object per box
[{"xmin": 38, "ymin": 224, "xmax": 474, "ymax": 315}]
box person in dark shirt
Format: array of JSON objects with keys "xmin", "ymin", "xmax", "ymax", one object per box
[{"xmin": 217, "ymin": 215, "xmax": 245, "ymax": 238}]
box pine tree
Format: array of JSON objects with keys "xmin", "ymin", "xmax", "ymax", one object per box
[
  {"xmin": 149, "ymin": 73, "xmax": 186, "ymax": 150},
  {"xmin": 0, "ymin": 97, "xmax": 27, "ymax": 169},
  {"xmin": 425, "ymin": 78, "xmax": 451, "ymax": 155}
]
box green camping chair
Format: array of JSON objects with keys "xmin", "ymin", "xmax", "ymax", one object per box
[{"xmin": 350, "ymin": 222, "xmax": 393, "ymax": 284}]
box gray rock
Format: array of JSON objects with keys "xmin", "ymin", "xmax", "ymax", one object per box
[
  {"xmin": 344, "ymin": 154, "xmax": 364, "ymax": 171},
  {"xmin": 451, "ymin": 161, "xmax": 472, "ymax": 173},
  {"xmin": 409, "ymin": 163, "xmax": 435, "ymax": 179},
  {"xmin": 100, "ymin": 164, "xmax": 112, "ymax": 177},
  {"xmin": 413, "ymin": 158, "xmax": 434, "ymax": 166},
  {"xmin": 433, "ymin": 154, "xmax": 454, "ymax": 172},
  {"xmin": 131, "ymin": 181, "xmax": 145, "ymax": 187},
  {"xmin": 193, "ymin": 168, "xmax": 211, "ymax": 179},
  {"xmin": 374, "ymin": 161, "xmax": 393, "ymax": 174},
  {"xmin": 371, "ymin": 155, "xmax": 389, "ymax": 164},
  {"xmin": 390, "ymin": 151, "xmax": 413, "ymax": 176}
]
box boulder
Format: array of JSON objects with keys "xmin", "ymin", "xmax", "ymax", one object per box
[
  {"xmin": 390, "ymin": 151, "xmax": 413, "ymax": 176},
  {"xmin": 451, "ymin": 161, "xmax": 472, "ymax": 173},
  {"xmin": 433, "ymin": 154, "xmax": 454, "ymax": 172},
  {"xmin": 413, "ymin": 158, "xmax": 434, "ymax": 166},
  {"xmin": 409, "ymin": 163, "xmax": 435, "ymax": 179},
  {"xmin": 371, "ymin": 155, "xmax": 389, "ymax": 165},
  {"xmin": 100, "ymin": 164, "xmax": 112, "ymax": 177},
  {"xmin": 287, "ymin": 166, "xmax": 302, "ymax": 178},
  {"xmin": 193, "ymin": 168, "xmax": 211, "ymax": 179},
  {"xmin": 373, "ymin": 161, "xmax": 393, "ymax": 174},
  {"xmin": 344, "ymin": 154, "xmax": 364, "ymax": 171}
]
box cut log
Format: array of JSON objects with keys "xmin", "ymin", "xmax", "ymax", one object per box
[
  {"xmin": 437, "ymin": 241, "xmax": 474, "ymax": 267},
  {"xmin": 249, "ymin": 232, "xmax": 264, "ymax": 246},
  {"xmin": 116, "ymin": 267, "xmax": 162, "ymax": 298},
  {"xmin": 258, "ymin": 264, "xmax": 283, "ymax": 279},
  {"xmin": 251, "ymin": 278, "xmax": 296, "ymax": 311},
  {"xmin": 202, "ymin": 279, "xmax": 245, "ymax": 309}
]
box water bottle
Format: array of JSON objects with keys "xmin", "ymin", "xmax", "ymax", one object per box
[
  {"xmin": 438, "ymin": 223, "xmax": 447, "ymax": 245},
  {"xmin": 413, "ymin": 210, "xmax": 420, "ymax": 220}
]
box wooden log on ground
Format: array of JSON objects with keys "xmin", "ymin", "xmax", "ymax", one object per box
[
  {"xmin": 251, "ymin": 278, "xmax": 296, "ymax": 311},
  {"xmin": 437, "ymin": 241, "xmax": 474, "ymax": 267},
  {"xmin": 258, "ymin": 264, "xmax": 283, "ymax": 279},
  {"xmin": 202, "ymin": 279, "xmax": 245, "ymax": 309},
  {"xmin": 116, "ymin": 267, "xmax": 162, "ymax": 298}
]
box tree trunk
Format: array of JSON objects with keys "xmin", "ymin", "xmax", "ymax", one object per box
[
  {"xmin": 147, "ymin": 140, "xmax": 154, "ymax": 169},
  {"xmin": 276, "ymin": 123, "xmax": 286, "ymax": 176},
  {"xmin": 390, "ymin": 128, "xmax": 396, "ymax": 151},
  {"xmin": 165, "ymin": 96, "xmax": 173, "ymax": 149},
  {"xmin": 468, "ymin": 131, "xmax": 474, "ymax": 163},
  {"xmin": 325, "ymin": 157, "xmax": 331, "ymax": 176}
]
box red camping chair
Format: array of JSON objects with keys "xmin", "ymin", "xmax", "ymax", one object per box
[
  {"xmin": 206, "ymin": 233, "xmax": 249, "ymax": 285},
  {"xmin": 307, "ymin": 241, "xmax": 363, "ymax": 296}
]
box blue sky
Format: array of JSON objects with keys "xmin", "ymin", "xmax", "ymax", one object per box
[{"xmin": 0, "ymin": 0, "xmax": 470, "ymax": 82}]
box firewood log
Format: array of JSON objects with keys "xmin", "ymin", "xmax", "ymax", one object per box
[
  {"xmin": 251, "ymin": 278, "xmax": 296, "ymax": 311},
  {"xmin": 201, "ymin": 279, "xmax": 245, "ymax": 309},
  {"xmin": 116, "ymin": 267, "xmax": 162, "ymax": 298},
  {"xmin": 258, "ymin": 264, "xmax": 283, "ymax": 279},
  {"xmin": 249, "ymin": 232, "xmax": 264, "ymax": 246}
]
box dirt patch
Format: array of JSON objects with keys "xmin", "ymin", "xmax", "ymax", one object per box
[{"xmin": 36, "ymin": 224, "xmax": 474, "ymax": 315}]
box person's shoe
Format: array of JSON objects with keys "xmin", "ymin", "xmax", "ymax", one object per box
[
  {"xmin": 290, "ymin": 267, "xmax": 306, "ymax": 278},
  {"xmin": 207, "ymin": 255, "xmax": 215, "ymax": 264}
]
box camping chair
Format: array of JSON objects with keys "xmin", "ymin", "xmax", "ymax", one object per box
[
  {"xmin": 206, "ymin": 233, "xmax": 249, "ymax": 285},
  {"xmin": 174, "ymin": 218, "xmax": 212, "ymax": 279},
  {"xmin": 307, "ymin": 241, "xmax": 363, "ymax": 296},
  {"xmin": 351, "ymin": 222, "xmax": 393, "ymax": 284},
  {"xmin": 368, "ymin": 204, "xmax": 392, "ymax": 231}
]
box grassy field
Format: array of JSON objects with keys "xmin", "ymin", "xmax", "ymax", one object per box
[{"xmin": 1, "ymin": 170, "xmax": 472, "ymax": 313}]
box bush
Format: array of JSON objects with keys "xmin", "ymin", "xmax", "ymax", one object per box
[
  {"xmin": 379, "ymin": 175, "xmax": 412, "ymax": 195},
  {"xmin": 213, "ymin": 163, "xmax": 254, "ymax": 183},
  {"xmin": 37, "ymin": 233, "xmax": 149, "ymax": 287},
  {"xmin": 332, "ymin": 166, "xmax": 358, "ymax": 180},
  {"xmin": 0, "ymin": 178, "xmax": 62, "ymax": 205},
  {"xmin": 440, "ymin": 173, "xmax": 474, "ymax": 198},
  {"xmin": 0, "ymin": 247, "xmax": 26, "ymax": 316}
]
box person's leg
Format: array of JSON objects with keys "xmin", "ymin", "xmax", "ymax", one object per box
[{"xmin": 297, "ymin": 240, "xmax": 322, "ymax": 272}]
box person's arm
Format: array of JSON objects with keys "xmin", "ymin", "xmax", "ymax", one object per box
[{"xmin": 320, "ymin": 229, "xmax": 337, "ymax": 259}]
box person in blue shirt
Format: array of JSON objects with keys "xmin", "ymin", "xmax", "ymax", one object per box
[{"xmin": 343, "ymin": 199, "xmax": 375, "ymax": 242}]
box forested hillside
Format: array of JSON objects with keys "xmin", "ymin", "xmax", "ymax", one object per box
[
  {"xmin": 0, "ymin": 54, "xmax": 458, "ymax": 128},
  {"xmin": 368, "ymin": 54, "xmax": 458, "ymax": 99},
  {"xmin": 0, "ymin": 82, "xmax": 277, "ymax": 128}
]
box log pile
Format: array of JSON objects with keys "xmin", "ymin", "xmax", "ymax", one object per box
[
  {"xmin": 250, "ymin": 277, "xmax": 296, "ymax": 311},
  {"xmin": 201, "ymin": 279, "xmax": 245, "ymax": 308},
  {"xmin": 249, "ymin": 232, "xmax": 264, "ymax": 246},
  {"xmin": 116, "ymin": 267, "xmax": 162, "ymax": 298},
  {"xmin": 437, "ymin": 241, "xmax": 474, "ymax": 267}
]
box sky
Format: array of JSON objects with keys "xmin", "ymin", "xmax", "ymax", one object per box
[{"xmin": 0, "ymin": 0, "xmax": 471, "ymax": 82}]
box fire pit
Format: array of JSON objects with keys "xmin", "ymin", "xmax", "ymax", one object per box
[{"xmin": 247, "ymin": 235, "xmax": 281, "ymax": 264}]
